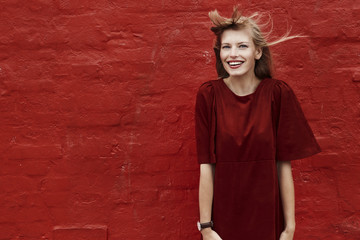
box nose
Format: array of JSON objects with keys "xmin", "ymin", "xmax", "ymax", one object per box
[{"xmin": 230, "ymin": 46, "xmax": 238, "ymax": 58}]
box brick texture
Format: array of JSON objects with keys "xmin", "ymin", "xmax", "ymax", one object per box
[
  {"xmin": 53, "ymin": 226, "xmax": 107, "ymax": 240},
  {"xmin": 0, "ymin": 1, "xmax": 359, "ymax": 239}
]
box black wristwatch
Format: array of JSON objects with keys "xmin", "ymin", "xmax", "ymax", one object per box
[{"xmin": 197, "ymin": 221, "xmax": 213, "ymax": 231}]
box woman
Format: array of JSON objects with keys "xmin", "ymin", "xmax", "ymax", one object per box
[{"xmin": 195, "ymin": 6, "xmax": 321, "ymax": 240}]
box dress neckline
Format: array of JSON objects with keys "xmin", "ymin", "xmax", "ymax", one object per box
[{"xmin": 221, "ymin": 77, "xmax": 266, "ymax": 98}]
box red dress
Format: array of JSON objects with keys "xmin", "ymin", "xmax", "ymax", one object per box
[{"xmin": 195, "ymin": 77, "xmax": 321, "ymax": 239}]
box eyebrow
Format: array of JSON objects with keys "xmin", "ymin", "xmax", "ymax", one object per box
[{"xmin": 221, "ymin": 42, "xmax": 249, "ymax": 45}]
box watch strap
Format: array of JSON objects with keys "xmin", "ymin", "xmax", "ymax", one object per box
[{"xmin": 198, "ymin": 221, "xmax": 213, "ymax": 231}]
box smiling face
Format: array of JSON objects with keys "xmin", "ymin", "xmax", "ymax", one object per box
[{"xmin": 220, "ymin": 27, "xmax": 262, "ymax": 79}]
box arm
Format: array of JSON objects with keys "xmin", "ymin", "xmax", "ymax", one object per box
[
  {"xmin": 199, "ymin": 163, "xmax": 215, "ymax": 223},
  {"xmin": 199, "ymin": 164, "xmax": 222, "ymax": 240},
  {"xmin": 277, "ymin": 161, "xmax": 296, "ymax": 239}
]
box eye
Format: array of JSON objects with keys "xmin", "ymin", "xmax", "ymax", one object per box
[
  {"xmin": 221, "ymin": 45, "xmax": 230, "ymax": 49},
  {"xmin": 239, "ymin": 44, "xmax": 248, "ymax": 48}
]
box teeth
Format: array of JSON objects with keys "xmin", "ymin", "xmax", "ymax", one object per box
[{"xmin": 228, "ymin": 61, "xmax": 243, "ymax": 66}]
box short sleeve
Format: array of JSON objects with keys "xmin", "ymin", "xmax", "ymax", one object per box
[
  {"xmin": 195, "ymin": 81, "xmax": 216, "ymax": 164},
  {"xmin": 272, "ymin": 80, "xmax": 321, "ymax": 161}
]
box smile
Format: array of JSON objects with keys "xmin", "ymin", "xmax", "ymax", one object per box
[{"xmin": 227, "ymin": 61, "xmax": 244, "ymax": 68}]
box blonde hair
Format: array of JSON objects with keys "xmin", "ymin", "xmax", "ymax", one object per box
[{"xmin": 209, "ymin": 5, "xmax": 305, "ymax": 79}]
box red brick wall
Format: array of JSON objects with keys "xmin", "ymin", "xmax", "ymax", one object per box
[{"xmin": 0, "ymin": 1, "xmax": 359, "ymax": 239}]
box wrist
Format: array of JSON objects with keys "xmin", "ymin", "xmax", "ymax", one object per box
[
  {"xmin": 285, "ymin": 223, "xmax": 296, "ymax": 233},
  {"xmin": 200, "ymin": 227, "xmax": 213, "ymax": 236}
]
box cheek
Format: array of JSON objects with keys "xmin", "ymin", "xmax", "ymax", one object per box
[
  {"xmin": 241, "ymin": 51, "xmax": 256, "ymax": 61},
  {"xmin": 220, "ymin": 50, "xmax": 227, "ymax": 62}
]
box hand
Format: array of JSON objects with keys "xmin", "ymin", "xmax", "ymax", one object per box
[
  {"xmin": 201, "ymin": 228, "xmax": 222, "ymax": 240},
  {"xmin": 279, "ymin": 228, "xmax": 295, "ymax": 240}
]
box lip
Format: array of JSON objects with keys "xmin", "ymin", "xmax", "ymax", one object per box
[{"xmin": 226, "ymin": 60, "xmax": 244, "ymax": 69}]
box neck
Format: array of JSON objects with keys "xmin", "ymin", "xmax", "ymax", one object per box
[
  {"xmin": 227, "ymin": 70, "xmax": 259, "ymax": 82},
  {"xmin": 224, "ymin": 74, "xmax": 261, "ymax": 95}
]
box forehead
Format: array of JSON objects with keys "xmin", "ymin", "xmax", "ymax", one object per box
[{"xmin": 221, "ymin": 28, "xmax": 253, "ymax": 44}]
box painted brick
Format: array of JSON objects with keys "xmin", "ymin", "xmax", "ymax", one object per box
[
  {"xmin": 53, "ymin": 226, "xmax": 107, "ymax": 240},
  {"xmin": 5, "ymin": 145, "xmax": 62, "ymax": 160},
  {"xmin": 0, "ymin": 224, "xmax": 17, "ymax": 238},
  {"xmin": 0, "ymin": 176, "xmax": 37, "ymax": 193},
  {"xmin": 0, "ymin": 0, "xmax": 358, "ymax": 239}
]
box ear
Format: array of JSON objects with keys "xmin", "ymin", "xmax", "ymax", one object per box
[{"xmin": 255, "ymin": 47, "xmax": 262, "ymax": 60}]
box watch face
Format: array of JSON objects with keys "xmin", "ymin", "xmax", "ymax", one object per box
[{"xmin": 197, "ymin": 221, "xmax": 201, "ymax": 231}]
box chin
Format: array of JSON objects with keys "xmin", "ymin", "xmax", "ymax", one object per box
[{"xmin": 226, "ymin": 71, "xmax": 246, "ymax": 77}]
